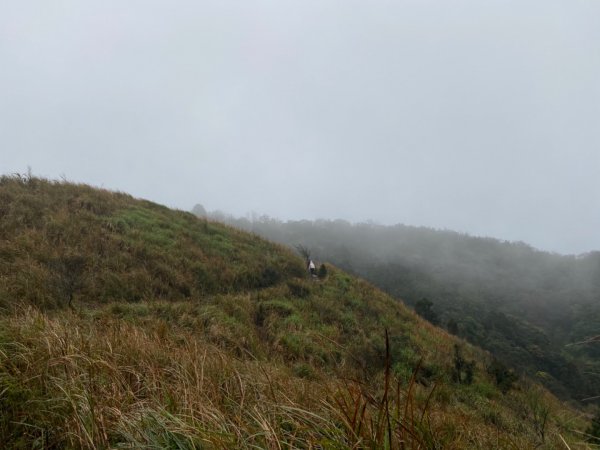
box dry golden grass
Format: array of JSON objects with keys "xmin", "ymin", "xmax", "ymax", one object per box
[
  {"xmin": 0, "ymin": 304, "xmax": 591, "ymax": 449},
  {"xmin": 0, "ymin": 175, "xmax": 594, "ymax": 449}
]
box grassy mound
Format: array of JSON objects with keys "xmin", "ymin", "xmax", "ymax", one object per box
[
  {"xmin": 0, "ymin": 176, "xmax": 591, "ymax": 448},
  {"xmin": 0, "ymin": 176, "xmax": 303, "ymax": 309}
]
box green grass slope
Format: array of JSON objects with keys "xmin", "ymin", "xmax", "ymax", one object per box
[
  {"xmin": 210, "ymin": 215, "xmax": 600, "ymax": 402},
  {"xmin": 0, "ymin": 176, "xmax": 592, "ymax": 449}
]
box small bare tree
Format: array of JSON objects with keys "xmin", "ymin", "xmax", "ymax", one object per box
[
  {"xmin": 48, "ymin": 254, "xmax": 87, "ymax": 309},
  {"xmin": 525, "ymin": 383, "xmax": 551, "ymax": 443},
  {"xmin": 295, "ymin": 245, "xmax": 311, "ymax": 268}
]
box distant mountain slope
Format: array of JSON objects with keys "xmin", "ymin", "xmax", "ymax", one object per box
[
  {"xmin": 203, "ymin": 213, "xmax": 600, "ymax": 402},
  {"xmin": 0, "ymin": 176, "xmax": 590, "ymax": 448}
]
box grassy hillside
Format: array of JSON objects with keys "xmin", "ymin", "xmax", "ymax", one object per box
[
  {"xmin": 209, "ymin": 214, "xmax": 600, "ymax": 403},
  {"xmin": 0, "ymin": 175, "xmax": 592, "ymax": 449}
]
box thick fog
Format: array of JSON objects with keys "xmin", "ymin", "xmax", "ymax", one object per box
[{"xmin": 1, "ymin": 1, "xmax": 599, "ymax": 254}]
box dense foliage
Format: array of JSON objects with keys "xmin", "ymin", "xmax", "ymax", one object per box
[{"xmin": 206, "ymin": 212, "xmax": 600, "ymax": 403}]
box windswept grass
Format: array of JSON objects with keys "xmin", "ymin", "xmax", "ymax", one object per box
[
  {"xmin": 0, "ymin": 303, "xmax": 589, "ymax": 449},
  {"xmin": 0, "ymin": 175, "xmax": 304, "ymax": 310},
  {"xmin": 0, "ymin": 175, "xmax": 593, "ymax": 448}
]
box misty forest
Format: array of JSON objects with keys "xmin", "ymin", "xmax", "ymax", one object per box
[{"xmin": 204, "ymin": 211, "xmax": 600, "ymax": 402}]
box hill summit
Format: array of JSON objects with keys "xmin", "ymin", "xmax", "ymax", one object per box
[{"xmin": 0, "ymin": 175, "xmax": 590, "ymax": 448}]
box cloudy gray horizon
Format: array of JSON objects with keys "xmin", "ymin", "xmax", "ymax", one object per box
[{"xmin": 2, "ymin": 1, "xmax": 599, "ymax": 255}]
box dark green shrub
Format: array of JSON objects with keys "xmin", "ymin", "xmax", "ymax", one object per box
[
  {"xmin": 287, "ymin": 281, "xmax": 311, "ymax": 298},
  {"xmin": 586, "ymin": 409, "xmax": 600, "ymax": 444},
  {"xmin": 293, "ymin": 362, "xmax": 315, "ymax": 379},
  {"xmin": 487, "ymin": 358, "xmax": 518, "ymax": 393},
  {"xmin": 258, "ymin": 267, "xmax": 281, "ymax": 288},
  {"xmin": 47, "ymin": 254, "xmax": 87, "ymax": 308},
  {"xmin": 415, "ymin": 298, "xmax": 439, "ymax": 325},
  {"xmin": 317, "ymin": 264, "xmax": 328, "ymax": 279},
  {"xmin": 453, "ymin": 345, "xmax": 475, "ymax": 385},
  {"xmin": 447, "ymin": 318, "xmax": 459, "ymax": 335}
]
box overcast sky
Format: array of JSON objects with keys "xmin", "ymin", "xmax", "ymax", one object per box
[{"xmin": 1, "ymin": 1, "xmax": 599, "ymax": 254}]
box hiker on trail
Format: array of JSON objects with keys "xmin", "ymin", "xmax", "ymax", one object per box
[{"xmin": 308, "ymin": 260, "xmax": 316, "ymax": 276}]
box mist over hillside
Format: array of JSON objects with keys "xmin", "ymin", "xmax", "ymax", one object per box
[
  {"xmin": 4, "ymin": 1, "xmax": 600, "ymax": 256},
  {"xmin": 3, "ymin": 0, "xmax": 600, "ymax": 446},
  {"xmin": 0, "ymin": 176, "xmax": 595, "ymax": 448},
  {"xmin": 197, "ymin": 207, "xmax": 600, "ymax": 402}
]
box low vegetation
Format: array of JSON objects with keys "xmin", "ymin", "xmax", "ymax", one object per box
[
  {"xmin": 0, "ymin": 175, "xmax": 593, "ymax": 448},
  {"xmin": 207, "ymin": 213, "xmax": 600, "ymax": 403}
]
